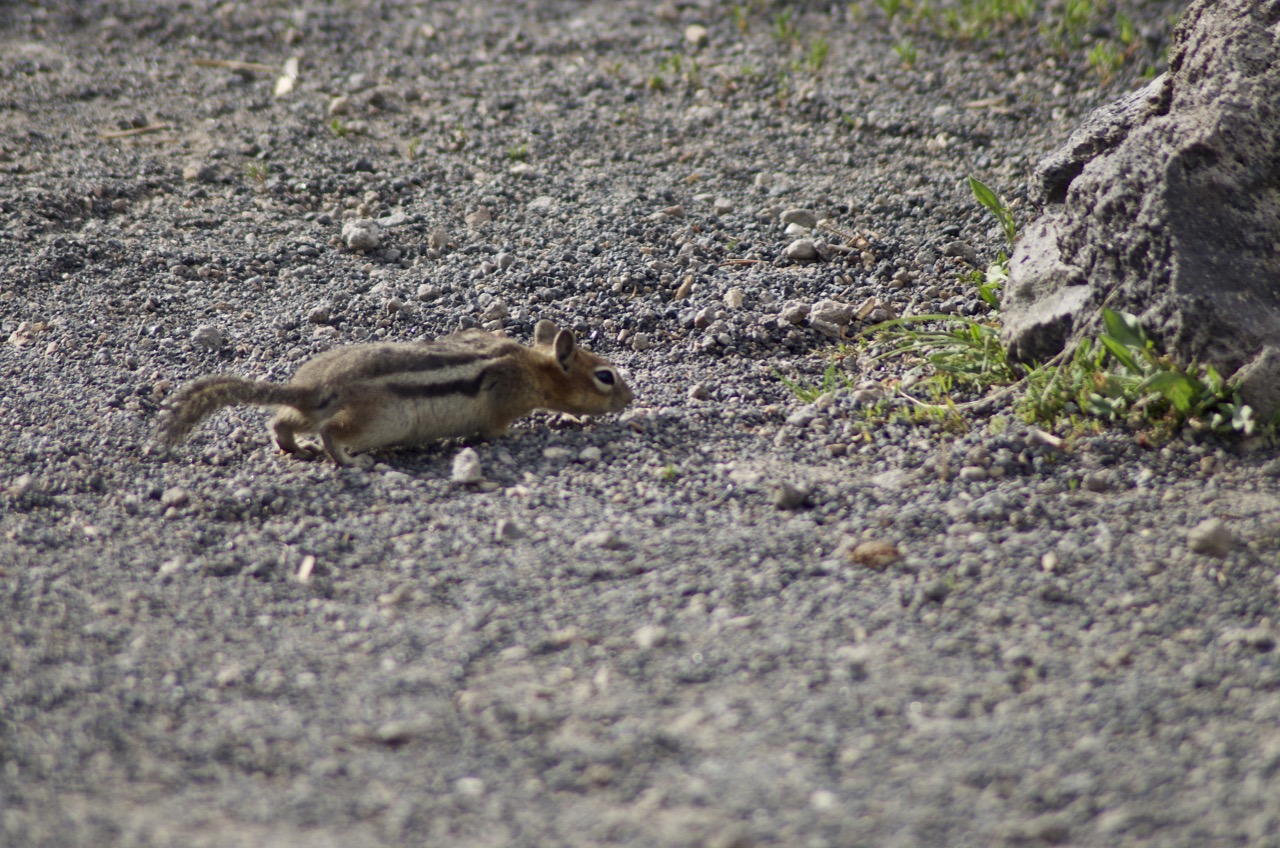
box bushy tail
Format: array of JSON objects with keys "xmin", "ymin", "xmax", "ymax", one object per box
[{"xmin": 155, "ymin": 376, "xmax": 321, "ymax": 446}]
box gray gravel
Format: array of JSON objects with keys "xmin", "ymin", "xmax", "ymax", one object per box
[{"xmin": 4, "ymin": 2, "xmax": 1280, "ymax": 847}]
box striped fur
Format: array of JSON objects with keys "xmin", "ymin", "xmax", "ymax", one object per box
[{"xmin": 155, "ymin": 321, "xmax": 632, "ymax": 466}]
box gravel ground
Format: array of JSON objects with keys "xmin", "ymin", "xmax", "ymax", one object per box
[{"xmin": 5, "ymin": 2, "xmax": 1280, "ymax": 846}]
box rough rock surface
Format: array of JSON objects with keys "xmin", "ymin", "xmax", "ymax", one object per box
[{"xmin": 1002, "ymin": 0, "xmax": 1280, "ymax": 418}]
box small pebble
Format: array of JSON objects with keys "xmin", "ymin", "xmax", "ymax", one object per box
[
  {"xmin": 785, "ymin": 238, "xmax": 819, "ymax": 262},
  {"xmin": 494, "ymin": 519, "xmax": 525, "ymax": 541},
  {"xmin": 810, "ymin": 299, "xmax": 853, "ymax": 326},
  {"xmin": 575, "ymin": 529, "xmax": 626, "ymax": 550},
  {"xmin": 160, "ymin": 487, "xmax": 189, "ymax": 509},
  {"xmin": 190, "ymin": 325, "xmax": 223, "ymax": 350},
  {"xmin": 633, "ymin": 624, "xmax": 668, "ymax": 650},
  {"xmin": 182, "ymin": 163, "xmax": 218, "ymax": 183},
  {"xmin": 922, "ymin": 579, "xmax": 951, "ymax": 604},
  {"xmin": 454, "ymin": 777, "xmax": 486, "ymax": 798},
  {"xmin": 451, "ymin": 448, "xmax": 483, "ymax": 484},
  {"xmin": 341, "ymin": 219, "xmax": 381, "ymax": 251},
  {"xmin": 1082, "ymin": 473, "xmax": 1110, "ymax": 492},
  {"xmin": 772, "ymin": 481, "xmax": 810, "ymax": 510},
  {"xmin": 780, "ymin": 208, "xmax": 818, "ymax": 229},
  {"xmin": 778, "ymin": 301, "xmax": 810, "ymax": 325},
  {"xmin": 1187, "ymin": 518, "xmax": 1234, "ymax": 557},
  {"xmin": 847, "ymin": 540, "xmax": 901, "ymax": 570},
  {"xmin": 9, "ymin": 473, "xmax": 36, "ymax": 498}
]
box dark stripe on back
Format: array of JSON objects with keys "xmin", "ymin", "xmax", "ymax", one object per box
[
  {"xmin": 332, "ymin": 340, "xmax": 517, "ymax": 384},
  {"xmin": 385, "ymin": 368, "xmax": 490, "ymax": 399},
  {"xmin": 345, "ymin": 346, "xmax": 501, "ymax": 382}
]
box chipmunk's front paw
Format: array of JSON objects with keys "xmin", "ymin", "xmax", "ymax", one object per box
[{"xmin": 281, "ymin": 442, "xmax": 324, "ymax": 462}]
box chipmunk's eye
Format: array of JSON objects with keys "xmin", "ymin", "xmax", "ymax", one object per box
[{"xmin": 594, "ymin": 369, "xmax": 616, "ymax": 386}]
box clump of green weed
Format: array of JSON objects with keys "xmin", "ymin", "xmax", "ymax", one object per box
[
  {"xmin": 893, "ymin": 39, "xmax": 918, "ymax": 68},
  {"xmin": 1020, "ymin": 309, "xmax": 1258, "ymax": 438},
  {"xmin": 966, "ymin": 176, "xmax": 1016, "ymax": 307},
  {"xmin": 775, "ymin": 360, "xmax": 853, "ymax": 403},
  {"xmin": 772, "ymin": 7, "xmax": 799, "ymax": 43},
  {"xmin": 865, "ymin": 315, "xmax": 1016, "ymax": 397},
  {"xmin": 245, "ymin": 162, "xmax": 269, "ymax": 189},
  {"xmin": 806, "ymin": 35, "xmax": 831, "ymax": 74}
]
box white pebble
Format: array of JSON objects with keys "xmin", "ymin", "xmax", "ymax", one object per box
[
  {"xmin": 810, "ymin": 299, "xmax": 854, "ymax": 326},
  {"xmin": 454, "ymin": 777, "xmax": 486, "ymax": 798},
  {"xmin": 451, "ymin": 448, "xmax": 483, "ymax": 484},
  {"xmin": 1187, "ymin": 518, "xmax": 1234, "ymax": 557},
  {"xmin": 341, "ymin": 219, "xmax": 381, "ymax": 251},
  {"xmin": 190, "ymin": 325, "xmax": 223, "ymax": 350},
  {"xmin": 633, "ymin": 624, "xmax": 668, "ymax": 650},
  {"xmin": 785, "ymin": 239, "xmax": 819, "ymax": 261},
  {"xmin": 780, "ymin": 208, "xmax": 818, "ymax": 229}
]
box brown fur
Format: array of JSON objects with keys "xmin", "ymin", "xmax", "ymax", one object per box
[{"xmin": 155, "ymin": 321, "xmax": 633, "ymax": 465}]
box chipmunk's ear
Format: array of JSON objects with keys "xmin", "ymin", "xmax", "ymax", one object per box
[
  {"xmin": 533, "ymin": 319, "xmax": 559, "ymax": 347},
  {"xmin": 553, "ymin": 328, "xmax": 577, "ymax": 371}
]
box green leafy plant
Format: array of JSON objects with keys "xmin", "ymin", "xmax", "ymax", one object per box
[
  {"xmin": 653, "ymin": 54, "xmax": 701, "ymax": 91},
  {"xmin": 875, "ymin": 0, "xmax": 908, "ymax": 23},
  {"xmin": 1022, "ymin": 309, "xmax": 1258, "ymax": 436},
  {"xmin": 329, "ymin": 117, "xmax": 350, "ymax": 138},
  {"xmin": 852, "ymin": 305, "xmax": 1263, "ymax": 443},
  {"xmin": 1087, "ymin": 42, "xmax": 1126, "ymax": 83},
  {"xmin": 1116, "ymin": 11, "xmax": 1136, "ymax": 45},
  {"xmin": 772, "ymin": 7, "xmax": 799, "ymax": 43},
  {"xmin": 245, "ymin": 162, "xmax": 269, "ymax": 188},
  {"xmin": 893, "ymin": 39, "xmax": 918, "ymax": 68},
  {"xmin": 775, "ymin": 360, "xmax": 853, "ymax": 403},
  {"xmin": 866, "ymin": 315, "xmax": 1016, "ymax": 396},
  {"xmin": 969, "ymin": 176, "xmax": 1016, "ymax": 245},
  {"xmin": 507, "ymin": 142, "xmax": 529, "ymax": 161},
  {"xmin": 965, "ymin": 176, "xmax": 1016, "ymax": 308},
  {"xmin": 806, "ymin": 35, "xmax": 830, "ymax": 74},
  {"xmin": 939, "ymin": 0, "xmax": 1036, "ymax": 39}
]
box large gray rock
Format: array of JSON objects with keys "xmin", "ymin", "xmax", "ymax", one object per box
[{"xmin": 1001, "ymin": 0, "xmax": 1280, "ymax": 417}]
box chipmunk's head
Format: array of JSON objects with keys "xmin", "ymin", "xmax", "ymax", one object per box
[{"xmin": 533, "ymin": 319, "xmax": 634, "ymax": 415}]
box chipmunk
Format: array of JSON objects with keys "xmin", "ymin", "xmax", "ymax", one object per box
[{"xmin": 156, "ymin": 319, "xmax": 633, "ymax": 466}]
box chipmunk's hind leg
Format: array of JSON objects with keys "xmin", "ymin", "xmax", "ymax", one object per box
[
  {"xmin": 318, "ymin": 429, "xmax": 353, "ymax": 466},
  {"xmin": 271, "ymin": 408, "xmax": 315, "ymax": 458}
]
